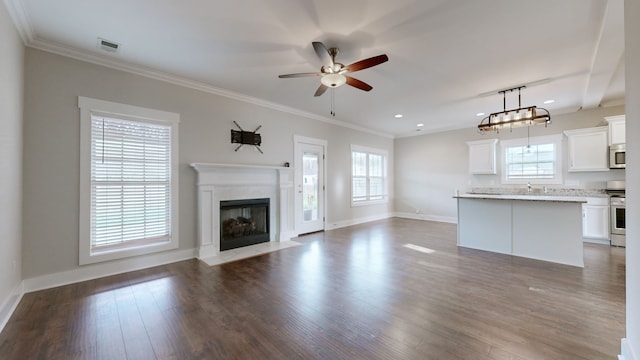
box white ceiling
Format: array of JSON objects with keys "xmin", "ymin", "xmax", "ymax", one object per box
[{"xmin": 6, "ymin": 0, "xmax": 625, "ymax": 137}]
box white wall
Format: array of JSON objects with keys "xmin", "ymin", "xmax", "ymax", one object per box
[
  {"xmin": 623, "ymin": 0, "xmax": 639, "ymax": 358},
  {"xmin": 21, "ymin": 48, "xmax": 393, "ymax": 284},
  {"xmin": 394, "ymin": 105, "xmax": 625, "ymax": 222},
  {"xmin": 0, "ymin": 2, "xmax": 24, "ymax": 327}
]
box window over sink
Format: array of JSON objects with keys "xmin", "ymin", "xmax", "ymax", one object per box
[{"xmin": 500, "ymin": 134, "xmax": 563, "ymax": 185}]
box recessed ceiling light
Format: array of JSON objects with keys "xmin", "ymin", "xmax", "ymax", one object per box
[
  {"xmin": 394, "ymin": 114, "xmax": 403, "ymax": 118},
  {"xmin": 417, "ymin": 123, "xmax": 424, "ymax": 127},
  {"xmin": 476, "ymin": 112, "xmax": 485, "ymax": 117},
  {"xmin": 544, "ymin": 99, "xmax": 555, "ymax": 104}
]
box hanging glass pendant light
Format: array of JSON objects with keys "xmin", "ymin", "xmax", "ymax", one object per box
[{"xmin": 478, "ymin": 86, "xmax": 551, "ymax": 133}]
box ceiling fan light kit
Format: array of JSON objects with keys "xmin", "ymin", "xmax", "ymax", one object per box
[
  {"xmin": 478, "ymin": 86, "xmax": 551, "ymax": 133},
  {"xmin": 321, "ymin": 73, "xmax": 347, "ymax": 88},
  {"xmin": 278, "ymin": 41, "xmax": 388, "ymax": 97}
]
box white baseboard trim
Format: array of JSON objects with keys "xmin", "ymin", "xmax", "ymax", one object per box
[
  {"xmin": 394, "ymin": 212, "xmax": 458, "ymax": 224},
  {"xmin": 23, "ymin": 248, "xmax": 197, "ymax": 293},
  {"xmin": 583, "ymin": 238, "xmax": 611, "ymax": 245},
  {"xmin": 620, "ymin": 338, "xmax": 638, "ymax": 360},
  {"xmin": 0, "ymin": 281, "xmax": 24, "ymax": 334},
  {"xmin": 325, "ymin": 212, "xmax": 394, "ymax": 231},
  {"xmin": 279, "ymin": 231, "xmax": 297, "ymax": 242}
]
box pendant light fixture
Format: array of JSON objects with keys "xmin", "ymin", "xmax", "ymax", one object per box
[{"xmin": 478, "ymin": 86, "xmax": 551, "ymax": 133}]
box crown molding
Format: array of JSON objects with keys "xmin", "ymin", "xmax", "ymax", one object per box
[
  {"xmin": 3, "ymin": 0, "xmax": 392, "ymax": 138},
  {"xmin": 24, "ymin": 37, "xmax": 393, "ymax": 139},
  {"xmin": 3, "ymin": 0, "xmax": 34, "ymax": 43}
]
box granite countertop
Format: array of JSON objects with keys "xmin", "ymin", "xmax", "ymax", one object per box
[
  {"xmin": 467, "ymin": 187, "xmax": 609, "ymax": 198},
  {"xmin": 454, "ymin": 193, "xmax": 588, "ymax": 203}
]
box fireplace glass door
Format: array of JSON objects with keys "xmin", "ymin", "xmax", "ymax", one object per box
[{"xmin": 220, "ymin": 198, "xmax": 269, "ymax": 251}]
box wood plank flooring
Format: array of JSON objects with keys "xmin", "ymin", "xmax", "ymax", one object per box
[{"xmin": 0, "ymin": 218, "xmax": 625, "ymax": 359}]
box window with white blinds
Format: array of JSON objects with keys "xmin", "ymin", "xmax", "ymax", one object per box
[
  {"xmin": 79, "ymin": 97, "xmax": 179, "ymax": 265},
  {"xmin": 91, "ymin": 115, "xmax": 172, "ymax": 249},
  {"xmin": 351, "ymin": 145, "xmax": 388, "ymax": 206}
]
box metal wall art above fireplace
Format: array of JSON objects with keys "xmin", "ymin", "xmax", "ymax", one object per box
[{"xmin": 220, "ymin": 198, "xmax": 270, "ymax": 251}]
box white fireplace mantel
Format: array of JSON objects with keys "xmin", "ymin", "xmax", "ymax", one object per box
[{"xmin": 191, "ymin": 163, "xmax": 295, "ymax": 259}]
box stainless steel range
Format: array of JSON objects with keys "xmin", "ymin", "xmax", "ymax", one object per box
[{"xmin": 606, "ymin": 180, "xmax": 625, "ymax": 247}]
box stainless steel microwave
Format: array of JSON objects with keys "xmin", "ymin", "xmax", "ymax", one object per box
[{"xmin": 609, "ymin": 143, "xmax": 626, "ymax": 169}]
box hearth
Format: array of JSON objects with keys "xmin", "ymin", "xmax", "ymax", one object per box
[
  {"xmin": 220, "ymin": 198, "xmax": 270, "ymax": 251},
  {"xmin": 191, "ymin": 163, "xmax": 295, "ymax": 260}
]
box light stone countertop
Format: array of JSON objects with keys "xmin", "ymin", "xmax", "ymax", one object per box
[
  {"xmin": 468, "ymin": 187, "xmax": 609, "ymax": 198},
  {"xmin": 454, "ymin": 193, "xmax": 588, "ymax": 203}
]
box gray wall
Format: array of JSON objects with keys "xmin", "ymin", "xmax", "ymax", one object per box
[
  {"xmin": 624, "ymin": 0, "xmax": 639, "ymax": 356},
  {"xmin": 22, "ymin": 48, "xmax": 393, "ymax": 280},
  {"xmin": 0, "ymin": 3, "xmax": 24, "ymax": 320},
  {"xmin": 394, "ymin": 105, "xmax": 625, "ymax": 222}
]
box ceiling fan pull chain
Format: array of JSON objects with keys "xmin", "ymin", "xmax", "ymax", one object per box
[{"xmin": 330, "ymin": 89, "xmax": 336, "ymax": 116}]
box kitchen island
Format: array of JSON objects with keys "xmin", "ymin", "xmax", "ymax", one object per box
[{"xmin": 455, "ymin": 193, "xmax": 587, "ymax": 267}]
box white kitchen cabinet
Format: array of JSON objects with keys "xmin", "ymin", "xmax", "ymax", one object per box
[
  {"xmin": 582, "ymin": 197, "xmax": 610, "ymax": 241},
  {"xmin": 467, "ymin": 139, "xmax": 498, "ymax": 174},
  {"xmin": 605, "ymin": 115, "xmax": 625, "ymax": 145},
  {"xmin": 564, "ymin": 127, "xmax": 609, "ymax": 172}
]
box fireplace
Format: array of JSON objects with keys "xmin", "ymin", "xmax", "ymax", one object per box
[
  {"xmin": 220, "ymin": 198, "xmax": 270, "ymax": 251},
  {"xmin": 191, "ymin": 163, "xmax": 295, "ymax": 260}
]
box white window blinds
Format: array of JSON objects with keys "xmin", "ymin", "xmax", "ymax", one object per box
[
  {"xmin": 352, "ymin": 151, "xmax": 368, "ymax": 202},
  {"xmin": 351, "ymin": 146, "xmax": 388, "ymax": 205},
  {"xmin": 90, "ymin": 115, "xmax": 172, "ymax": 250}
]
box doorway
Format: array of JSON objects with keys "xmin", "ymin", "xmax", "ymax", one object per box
[{"xmin": 294, "ymin": 136, "xmax": 326, "ymax": 235}]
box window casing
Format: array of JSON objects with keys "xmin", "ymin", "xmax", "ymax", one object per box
[
  {"xmin": 351, "ymin": 145, "xmax": 388, "ymax": 206},
  {"xmin": 79, "ymin": 97, "xmax": 180, "ymax": 265},
  {"xmin": 500, "ymin": 134, "xmax": 563, "ymax": 185}
]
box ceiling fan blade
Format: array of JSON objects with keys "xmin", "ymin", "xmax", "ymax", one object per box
[
  {"xmin": 278, "ymin": 72, "xmax": 322, "ymax": 78},
  {"xmin": 314, "ymin": 84, "xmax": 328, "ymax": 97},
  {"xmin": 343, "ymin": 54, "xmax": 389, "ymax": 73},
  {"xmin": 312, "ymin": 41, "xmax": 334, "ymax": 67},
  {"xmin": 346, "ymin": 76, "xmax": 373, "ymax": 92}
]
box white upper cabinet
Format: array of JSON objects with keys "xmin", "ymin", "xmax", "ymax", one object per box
[
  {"xmin": 605, "ymin": 115, "xmax": 625, "ymax": 145},
  {"xmin": 467, "ymin": 139, "xmax": 498, "ymax": 174},
  {"xmin": 564, "ymin": 127, "xmax": 609, "ymax": 172}
]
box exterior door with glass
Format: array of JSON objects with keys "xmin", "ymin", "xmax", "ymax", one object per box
[{"xmin": 294, "ymin": 138, "xmax": 325, "ymax": 235}]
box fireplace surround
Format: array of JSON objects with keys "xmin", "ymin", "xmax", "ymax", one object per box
[{"xmin": 191, "ymin": 163, "xmax": 295, "ymax": 260}]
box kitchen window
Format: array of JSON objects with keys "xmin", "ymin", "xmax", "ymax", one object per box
[
  {"xmin": 501, "ymin": 134, "xmax": 563, "ymax": 184},
  {"xmin": 351, "ymin": 145, "xmax": 388, "ymax": 206},
  {"xmin": 78, "ymin": 97, "xmax": 180, "ymax": 265}
]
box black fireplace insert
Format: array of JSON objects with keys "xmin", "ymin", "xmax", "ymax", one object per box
[{"xmin": 219, "ymin": 198, "xmax": 270, "ymax": 251}]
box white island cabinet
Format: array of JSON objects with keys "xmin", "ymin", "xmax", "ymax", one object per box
[{"xmin": 456, "ymin": 194, "xmax": 586, "ymax": 267}]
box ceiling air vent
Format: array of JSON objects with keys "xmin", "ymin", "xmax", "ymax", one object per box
[{"xmin": 98, "ymin": 38, "xmax": 120, "ymax": 53}]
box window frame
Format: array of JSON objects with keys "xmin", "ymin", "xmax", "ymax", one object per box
[
  {"xmin": 78, "ymin": 96, "xmax": 180, "ymax": 265},
  {"xmin": 500, "ymin": 134, "xmax": 563, "ymax": 185},
  {"xmin": 350, "ymin": 145, "xmax": 388, "ymax": 207}
]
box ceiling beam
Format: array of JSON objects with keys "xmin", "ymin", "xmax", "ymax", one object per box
[{"xmin": 582, "ymin": 0, "xmax": 624, "ymax": 109}]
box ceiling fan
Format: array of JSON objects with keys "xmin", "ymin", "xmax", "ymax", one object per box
[{"xmin": 278, "ymin": 42, "xmax": 389, "ymax": 97}]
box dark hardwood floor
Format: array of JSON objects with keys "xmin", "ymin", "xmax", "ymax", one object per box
[{"xmin": 0, "ymin": 218, "xmax": 625, "ymax": 359}]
